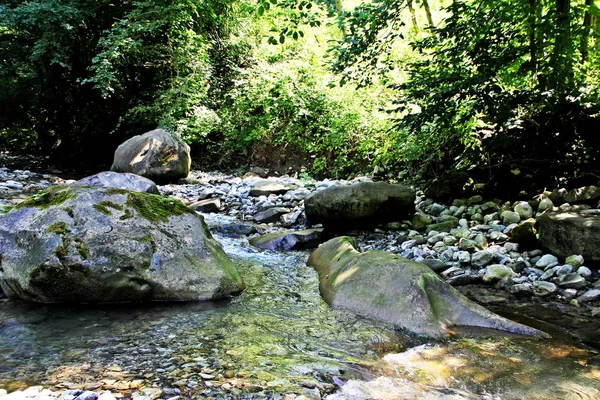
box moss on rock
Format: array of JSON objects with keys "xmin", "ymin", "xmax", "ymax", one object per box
[
  {"xmin": 93, "ymin": 200, "xmax": 123, "ymax": 216},
  {"xmin": 16, "ymin": 186, "xmax": 73, "ymax": 210},
  {"xmin": 125, "ymin": 192, "xmax": 192, "ymax": 223},
  {"xmin": 47, "ymin": 221, "xmax": 68, "ymax": 234}
]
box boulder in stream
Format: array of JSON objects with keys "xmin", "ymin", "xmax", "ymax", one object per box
[
  {"xmin": 0, "ymin": 186, "xmax": 245, "ymax": 303},
  {"xmin": 304, "ymin": 182, "xmax": 415, "ymax": 230},
  {"xmin": 308, "ymin": 237, "xmax": 548, "ymax": 338},
  {"xmin": 110, "ymin": 129, "xmax": 191, "ymax": 183}
]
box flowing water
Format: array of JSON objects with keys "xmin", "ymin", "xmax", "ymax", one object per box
[{"xmin": 0, "ymin": 214, "xmax": 599, "ymax": 399}]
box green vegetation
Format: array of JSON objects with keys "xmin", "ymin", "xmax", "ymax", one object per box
[
  {"xmin": 16, "ymin": 187, "xmax": 73, "ymax": 210},
  {"xmin": 134, "ymin": 233, "xmax": 158, "ymax": 254},
  {"xmin": 1, "ymin": 0, "xmax": 599, "ymax": 192},
  {"xmin": 125, "ymin": 192, "xmax": 192, "ymax": 223},
  {"xmin": 93, "ymin": 200, "xmax": 123, "ymax": 216},
  {"xmin": 46, "ymin": 221, "xmax": 68, "ymax": 234}
]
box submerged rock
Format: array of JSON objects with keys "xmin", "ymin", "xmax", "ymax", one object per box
[
  {"xmin": 305, "ymin": 182, "xmax": 415, "ymax": 230},
  {"xmin": 0, "ymin": 186, "xmax": 244, "ymax": 303},
  {"xmin": 110, "ymin": 129, "xmax": 191, "ymax": 183},
  {"xmin": 307, "ymin": 237, "xmax": 548, "ymax": 338}
]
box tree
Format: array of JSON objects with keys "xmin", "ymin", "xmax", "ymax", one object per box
[{"xmin": 329, "ymin": 0, "xmax": 600, "ymax": 189}]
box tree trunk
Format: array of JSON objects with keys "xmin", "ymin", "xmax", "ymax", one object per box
[
  {"xmin": 580, "ymin": 0, "xmax": 593, "ymax": 62},
  {"xmin": 551, "ymin": 0, "xmax": 573, "ymax": 90},
  {"xmin": 529, "ymin": 0, "xmax": 538, "ymax": 78},
  {"xmin": 421, "ymin": 0, "xmax": 434, "ymax": 27},
  {"xmin": 408, "ymin": 0, "xmax": 419, "ymax": 32}
]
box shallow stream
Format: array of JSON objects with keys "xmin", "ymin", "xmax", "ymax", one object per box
[{"xmin": 0, "ymin": 214, "xmax": 599, "ymax": 399}]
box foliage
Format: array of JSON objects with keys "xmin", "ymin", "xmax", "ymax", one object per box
[
  {"xmin": 0, "ymin": 0, "xmax": 245, "ymax": 165},
  {"xmin": 330, "ymin": 0, "xmax": 600, "ymax": 189}
]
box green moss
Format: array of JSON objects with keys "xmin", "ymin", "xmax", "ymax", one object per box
[
  {"xmin": 93, "ymin": 200, "xmax": 124, "ymax": 216},
  {"xmin": 55, "ymin": 237, "xmax": 70, "ymax": 258},
  {"xmin": 106, "ymin": 188, "xmax": 128, "ymax": 196},
  {"xmin": 16, "ymin": 186, "xmax": 73, "ymax": 210},
  {"xmin": 74, "ymin": 239, "xmax": 89, "ymax": 259},
  {"xmin": 0, "ymin": 205, "xmax": 13, "ymax": 215},
  {"xmin": 120, "ymin": 208, "xmax": 134, "ymax": 220},
  {"xmin": 63, "ymin": 207, "xmax": 74, "ymax": 218},
  {"xmin": 126, "ymin": 192, "xmax": 191, "ymax": 223},
  {"xmin": 134, "ymin": 233, "xmax": 157, "ymax": 253},
  {"xmin": 47, "ymin": 221, "xmax": 68, "ymax": 234}
]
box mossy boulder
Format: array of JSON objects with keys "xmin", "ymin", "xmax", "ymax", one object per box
[
  {"xmin": 307, "ymin": 237, "xmax": 548, "ymax": 338},
  {"xmin": 509, "ymin": 222, "xmax": 538, "ymax": 251},
  {"xmin": 304, "ymin": 182, "xmax": 415, "ymax": 230},
  {"xmin": 111, "ymin": 129, "xmax": 191, "ymax": 184},
  {"xmin": 0, "ymin": 186, "xmax": 244, "ymax": 303}
]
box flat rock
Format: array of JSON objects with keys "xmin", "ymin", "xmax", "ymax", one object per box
[
  {"xmin": 538, "ymin": 212, "xmax": 600, "ymax": 261},
  {"xmin": 250, "ymin": 229, "xmax": 324, "ymax": 251},
  {"xmin": 253, "ymin": 207, "xmax": 291, "ymax": 223},
  {"xmin": 305, "ymin": 182, "xmax": 415, "ymax": 230},
  {"xmin": 73, "ymin": 171, "xmax": 159, "ymax": 194},
  {"xmin": 249, "ymin": 181, "xmax": 298, "ymax": 197}
]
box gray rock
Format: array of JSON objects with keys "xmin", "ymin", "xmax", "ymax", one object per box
[
  {"xmin": 538, "ymin": 212, "xmax": 600, "ymax": 261},
  {"xmin": 411, "ymin": 211, "xmax": 433, "ymax": 231},
  {"xmin": 557, "ymin": 273, "xmax": 587, "ymax": 289},
  {"xmin": 74, "ymin": 392, "xmax": 98, "ymax": 400},
  {"xmin": 458, "ymin": 239, "xmax": 479, "ymax": 252},
  {"xmin": 74, "ymin": 171, "xmax": 159, "ymax": 194},
  {"xmin": 555, "ymin": 264, "xmax": 573, "ymax": 276},
  {"xmin": 304, "ymin": 182, "xmax": 415, "ymax": 230},
  {"xmin": 514, "ymin": 202, "xmax": 533, "ymax": 219},
  {"xmin": 577, "ymin": 266, "xmax": 592, "ymax": 278},
  {"xmin": 565, "ymin": 254, "xmax": 584, "ymax": 268},
  {"xmin": 510, "ymin": 283, "xmax": 533, "ymax": 295},
  {"xmin": 249, "ymin": 229, "xmax": 324, "ymax": 251},
  {"xmin": 190, "ymin": 198, "xmax": 221, "ymax": 213},
  {"xmin": 425, "ymin": 217, "xmax": 459, "ymax": 233},
  {"xmin": 533, "ymin": 281, "xmax": 558, "ymax": 297},
  {"xmin": 538, "ymin": 198, "xmax": 554, "ymax": 213},
  {"xmin": 471, "ymin": 250, "xmax": 494, "ymax": 267},
  {"xmin": 421, "ymin": 258, "xmax": 447, "ymax": 273},
  {"xmin": 253, "ymin": 207, "xmax": 291, "ymax": 223},
  {"xmin": 565, "ymin": 185, "xmax": 600, "ymax": 204},
  {"xmin": 483, "ymin": 264, "xmax": 516, "ymax": 283},
  {"xmin": 0, "ymin": 186, "xmax": 244, "ymax": 303},
  {"xmin": 577, "ymin": 289, "xmax": 600, "ymax": 303},
  {"xmin": 456, "ymin": 251, "xmax": 471, "ymax": 264},
  {"xmin": 500, "ymin": 211, "xmax": 520, "ymax": 225},
  {"xmin": 308, "ymin": 237, "xmax": 547, "ymax": 338},
  {"xmin": 535, "ymin": 254, "xmax": 559, "ymax": 269},
  {"xmin": 249, "ymin": 180, "xmax": 299, "ymax": 197},
  {"xmin": 111, "ymin": 129, "xmax": 191, "ymax": 183}
]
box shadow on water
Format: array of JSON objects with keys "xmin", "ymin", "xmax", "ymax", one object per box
[{"xmin": 0, "ymin": 214, "xmax": 599, "ymax": 398}]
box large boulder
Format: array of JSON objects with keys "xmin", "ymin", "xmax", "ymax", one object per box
[
  {"xmin": 111, "ymin": 129, "xmax": 191, "ymax": 183},
  {"xmin": 0, "ymin": 186, "xmax": 244, "ymax": 303},
  {"xmin": 304, "ymin": 182, "xmax": 415, "ymax": 230},
  {"xmin": 73, "ymin": 171, "xmax": 159, "ymax": 194},
  {"xmin": 308, "ymin": 237, "xmax": 548, "ymax": 338},
  {"xmin": 538, "ymin": 212, "xmax": 600, "ymax": 262}
]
